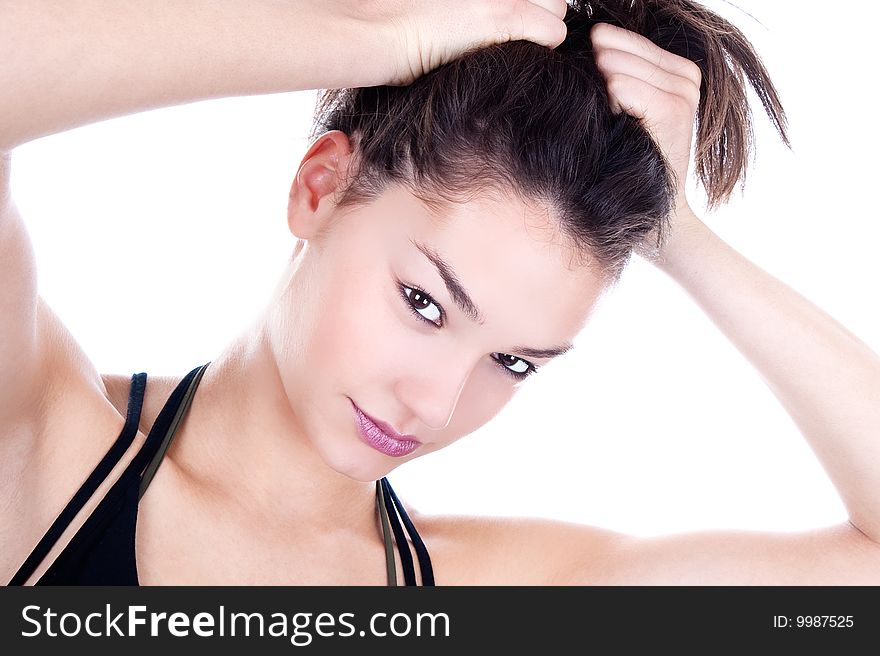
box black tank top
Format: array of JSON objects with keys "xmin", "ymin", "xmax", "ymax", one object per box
[{"xmin": 6, "ymin": 363, "xmax": 434, "ymax": 586}]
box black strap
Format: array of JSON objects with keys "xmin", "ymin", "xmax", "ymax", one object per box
[
  {"xmin": 7, "ymin": 372, "xmax": 147, "ymax": 586},
  {"xmin": 380, "ymin": 477, "xmax": 417, "ymax": 585},
  {"xmin": 138, "ymin": 362, "xmax": 210, "ymax": 500},
  {"xmin": 376, "ymin": 479, "xmax": 398, "ymax": 586},
  {"xmin": 382, "ymin": 477, "xmax": 435, "ymax": 586},
  {"xmin": 36, "ymin": 364, "xmax": 208, "ymax": 586},
  {"xmin": 125, "ymin": 364, "xmax": 206, "ymax": 484}
]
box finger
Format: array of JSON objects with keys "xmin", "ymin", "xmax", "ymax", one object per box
[
  {"xmin": 590, "ymin": 22, "xmax": 702, "ymax": 87},
  {"xmin": 594, "ymin": 47, "xmax": 700, "ymax": 108},
  {"xmin": 604, "ymin": 71, "xmax": 686, "ymax": 120},
  {"xmin": 527, "ymin": 0, "xmax": 570, "ymax": 19},
  {"xmin": 501, "ymin": 0, "xmax": 568, "ymax": 48}
]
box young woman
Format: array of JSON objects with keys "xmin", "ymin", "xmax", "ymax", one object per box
[{"xmin": 2, "ymin": 0, "xmax": 879, "ymax": 585}]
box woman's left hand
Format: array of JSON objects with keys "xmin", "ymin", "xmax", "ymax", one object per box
[{"xmin": 590, "ymin": 22, "xmax": 704, "ymax": 245}]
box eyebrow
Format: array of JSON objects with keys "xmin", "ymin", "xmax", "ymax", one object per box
[
  {"xmin": 410, "ymin": 238, "xmax": 485, "ymax": 324},
  {"xmin": 409, "ymin": 238, "xmax": 574, "ymax": 359},
  {"xmin": 509, "ymin": 343, "xmax": 573, "ymax": 359}
]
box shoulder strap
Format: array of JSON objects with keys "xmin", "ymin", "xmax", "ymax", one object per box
[
  {"xmin": 138, "ymin": 362, "xmax": 210, "ymax": 500},
  {"xmin": 380, "ymin": 476, "xmax": 416, "ymax": 585},
  {"xmin": 7, "ymin": 372, "xmax": 148, "ymax": 586},
  {"xmin": 380, "ymin": 476, "xmax": 435, "ymax": 586},
  {"xmin": 376, "ymin": 479, "xmax": 398, "ymax": 586}
]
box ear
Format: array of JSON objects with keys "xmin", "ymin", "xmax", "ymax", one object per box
[{"xmin": 287, "ymin": 130, "xmax": 354, "ymax": 241}]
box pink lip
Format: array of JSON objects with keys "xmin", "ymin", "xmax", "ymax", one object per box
[{"xmin": 349, "ymin": 399, "xmax": 421, "ymax": 458}]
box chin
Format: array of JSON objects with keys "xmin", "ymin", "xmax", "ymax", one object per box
[{"xmin": 309, "ymin": 413, "xmax": 391, "ymax": 483}]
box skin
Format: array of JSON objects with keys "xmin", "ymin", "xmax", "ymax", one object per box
[{"xmin": 3, "ymin": 2, "xmax": 880, "ymax": 586}]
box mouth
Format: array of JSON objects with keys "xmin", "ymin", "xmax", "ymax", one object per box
[{"xmin": 349, "ymin": 399, "xmax": 421, "ymax": 458}]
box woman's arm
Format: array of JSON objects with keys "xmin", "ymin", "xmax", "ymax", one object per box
[
  {"xmin": 502, "ymin": 214, "xmax": 880, "ymax": 584},
  {"xmin": 0, "ymin": 0, "xmax": 569, "ymax": 152},
  {"xmin": 0, "ymin": 0, "xmax": 362, "ymax": 151},
  {"xmin": 653, "ymin": 210, "xmax": 880, "ymax": 543},
  {"xmin": 397, "ymin": 14, "xmax": 880, "ymax": 587},
  {"xmin": 586, "ymin": 22, "xmax": 880, "ymax": 556},
  {"xmin": 457, "ymin": 212, "xmax": 880, "ymax": 586}
]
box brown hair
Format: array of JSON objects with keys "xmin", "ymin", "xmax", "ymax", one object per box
[{"xmin": 308, "ymin": 0, "xmax": 790, "ymax": 283}]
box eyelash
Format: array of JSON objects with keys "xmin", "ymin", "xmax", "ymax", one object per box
[{"xmin": 396, "ymin": 282, "xmax": 539, "ymax": 381}]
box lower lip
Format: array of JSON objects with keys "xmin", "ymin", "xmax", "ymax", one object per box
[{"xmin": 350, "ymin": 401, "xmax": 421, "ymax": 458}]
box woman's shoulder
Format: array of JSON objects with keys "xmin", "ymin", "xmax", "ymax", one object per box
[
  {"xmin": 22, "ymin": 297, "xmax": 181, "ymax": 443},
  {"xmin": 100, "ymin": 370, "xmax": 183, "ymax": 435},
  {"xmin": 417, "ymin": 510, "xmax": 880, "ymax": 586},
  {"xmin": 0, "ymin": 302, "xmax": 175, "ymax": 582},
  {"xmin": 0, "ymin": 297, "xmax": 188, "ymax": 549},
  {"xmin": 413, "ymin": 510, "xmax": 630, "ymax": 586}
]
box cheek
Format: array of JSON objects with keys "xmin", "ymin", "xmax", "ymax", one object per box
[
  {"xmin": 435, "ymin": 368, "xmax": 516, "ymax": 443},
  {"xmin": 304, "ymin": 274, "xmax": 408, "ymax": 383}
]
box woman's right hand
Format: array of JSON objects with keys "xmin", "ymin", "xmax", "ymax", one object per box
[
  {"xmin": 0, "ymin": 1, "xmax": 569, "ymax": 151},
  {"xmin": 336, "ymin": 0, "xmax": 569, "ymax": 87}
]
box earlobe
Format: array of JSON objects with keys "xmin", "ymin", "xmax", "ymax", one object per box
[{"xmin": 286, "ymin": 130, "xmax": 353, "ymax": 240}]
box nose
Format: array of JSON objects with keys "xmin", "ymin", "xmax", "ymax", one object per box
[{"xmin": 397, "ymin": 357, "xmax": 472, "ymax": 433}]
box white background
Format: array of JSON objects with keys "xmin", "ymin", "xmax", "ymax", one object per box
[{"xmin": 10, "ymin": 1, "xmax": 879, "ymax": 536}]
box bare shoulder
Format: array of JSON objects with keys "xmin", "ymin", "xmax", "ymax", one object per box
[
  {"xmin": 412, "ymin": 511, "xmax": 630, "ymax": 585},
  {"xmin": 100, "ymin": 370, "xmax": 181, "ymax": 436},
  {"xmin": 414, "ymin": 512, "xmax": 880, "ymax": 585}
]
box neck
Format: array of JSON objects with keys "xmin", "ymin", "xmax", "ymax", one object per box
[{"xmin": 167, "ymin": 315, "xmax": 381, "ymax": 541}]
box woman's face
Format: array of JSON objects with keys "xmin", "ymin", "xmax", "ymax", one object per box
[{"xmin": 270, "ymin": 132, "xmax": 608, "ymax": 482}]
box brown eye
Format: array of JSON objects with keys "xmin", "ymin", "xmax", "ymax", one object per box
[
  {"xmin": 400, "ymin": 284, "xmax": 443, "ymax": 326},
  {"xmin": 492, "ymin": 353, "xmax": 536, "ymax": 380},
  {"xmin": 410, "ymin": 289, "xmax": 431, "ymax": 310}
]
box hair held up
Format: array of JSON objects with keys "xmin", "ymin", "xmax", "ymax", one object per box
[{"xmin": 309, "ymin": 0, "xmax": 790, "ymax": 282}]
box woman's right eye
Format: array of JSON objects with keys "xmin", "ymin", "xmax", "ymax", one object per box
[{"xmin": 398, "ymin": 283, "xmax": 444, "ymax": 327}]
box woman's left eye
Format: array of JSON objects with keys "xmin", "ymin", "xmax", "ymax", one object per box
[
  {"xmin": 492, "ymin": 353, "xmax": 538, "ymax": 380},
  {"xmin": 399, "ymin": 283, "xmax": 444, "ymax": 327}
]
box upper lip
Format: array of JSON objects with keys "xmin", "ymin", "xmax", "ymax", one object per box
[{"xmin": 351, "ymin": 399, "xmax": 420, "ymax": 443}]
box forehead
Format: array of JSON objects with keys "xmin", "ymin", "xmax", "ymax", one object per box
[{"xmin": 365, "ymin": 185, "xmax": 607, "ymax": 333}]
